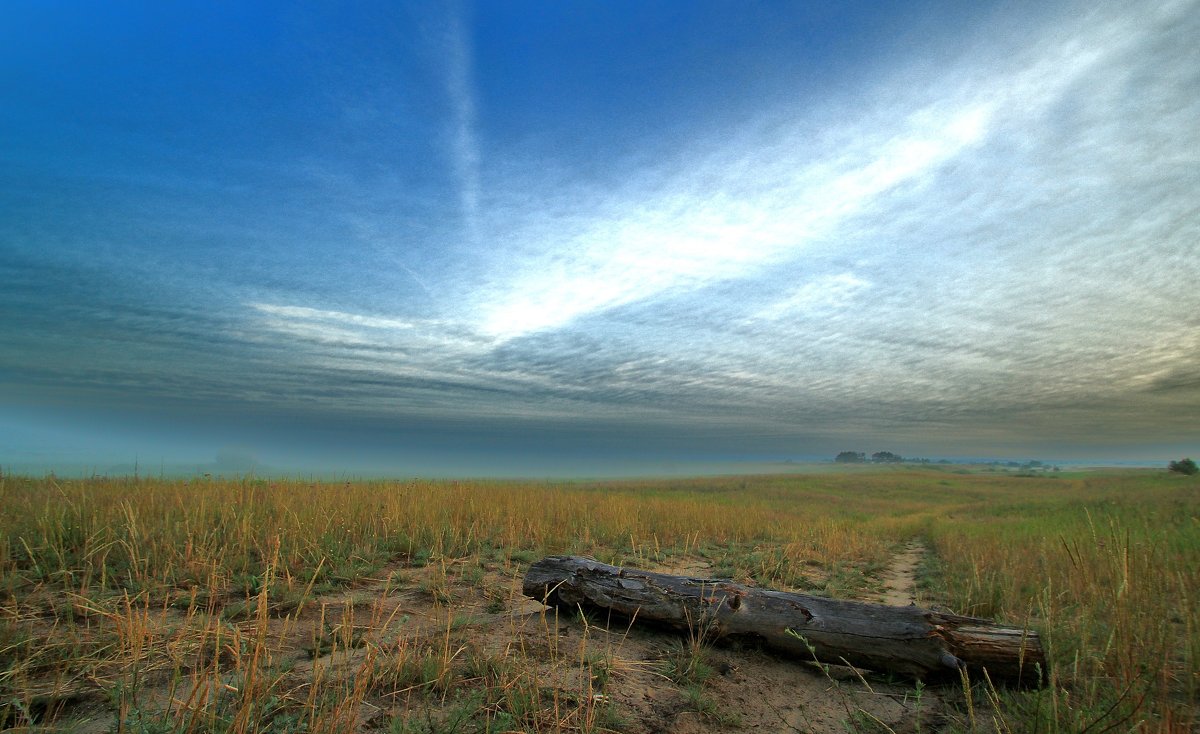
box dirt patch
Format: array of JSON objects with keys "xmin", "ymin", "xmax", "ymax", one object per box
[
  {"xmin": 40, "ymin": 553, "xmax": 947, "ymax": 733},
  {"xmin": 642, "ymin": 557, "xmax": 715, "ymax": 578},
  {"xmin": 877, "ymin": 540, "xmax": 926, "ymax": 607}
]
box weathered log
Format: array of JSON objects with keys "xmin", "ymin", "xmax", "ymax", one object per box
[{"xmin": 523, "ymin": 555, "xmax": 1044, "ymax": 686}]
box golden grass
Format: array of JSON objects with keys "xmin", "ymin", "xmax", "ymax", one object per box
[{"xmin": 0, "ymin": 466, "xmax": 1196, "ymax": 732}]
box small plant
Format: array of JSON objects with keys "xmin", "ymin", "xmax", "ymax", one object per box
[
  {"xmin": 461, "ymin": 565, "xmax": 485, "ymax": 588},
  {"xmin": 507, "ymin": 549, "xmax": 539, "ymax": 565},
  {"xmin": 484, "ymin": 594, "xmax": 506, "ymax": 614},
  {"xmin": 306, "ymin": 621, "xmax": 368, "ymax": 658},
  {"xmin": 419, "ymin": 574, "xmax": 451, "ymax": 605},
  {"xmin": 584, "ymin": 651, "xmax": 612, "ymax": 690},
  {"xmin": 847, "ymin": 708, "xmax": 896, "ymax": 733},
  {"xmin": 659, "ymin": 639, "xmax": 713, "ymax": 686},
  {"xmin": 683, "ymin": 684, "xmax": 741, "ymax": 726},
  {"xmin": 908, "ymin": 678, "xmax": 927, "ymax": 734},
  {"xmin": 373, "ymin": 646, "xmax": 458, "ymax": 696}
]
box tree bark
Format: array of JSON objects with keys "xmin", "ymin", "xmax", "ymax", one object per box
[{"xmin": 523, "ymin": 555, "xmax": 1044, "ymax": 686}]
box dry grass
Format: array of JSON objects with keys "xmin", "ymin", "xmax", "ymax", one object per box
[{"xmin": 0, "ymin": 466, "xmax": 1196, "ymax": 732}]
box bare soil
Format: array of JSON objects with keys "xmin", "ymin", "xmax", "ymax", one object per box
[
  {"xmin": 876, "ymin": 540, "xmax": 925, "ymax": 607},
  {"xmin": 47, "ymin": 544, "xmax": 943, "ymax": 733}
]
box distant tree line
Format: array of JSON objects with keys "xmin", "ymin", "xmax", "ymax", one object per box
[
  {"xmin": 983, "ymin": 459, "xmax": 1059, "ymax": 472},
  {"xmin": 834, "ymin": 452, "xmax": 1067, "ymax": 471},
  {"xmin": 835, "ymin": 451, "xmax": 936, "ymax": 464}
]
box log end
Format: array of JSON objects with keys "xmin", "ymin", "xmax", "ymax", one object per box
[{"xmin": 935, "ymin": 622, "xmax": 1048, "ymax": 687}]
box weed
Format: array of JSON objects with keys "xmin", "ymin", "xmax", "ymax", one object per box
[
  {"xmin": 659, "ymin": 639, "xmax": 713, "ymax": 686},
  {"xmin": 483, "ymin": 594, "xmax": 506, "ymax": 615},
  {"xmin": 683, "ymin": 683, "xmax": 741, "ymax": 726},
  {"xmin": 507, "ymin": 549, "xmax": 539, "ymax": 565}
]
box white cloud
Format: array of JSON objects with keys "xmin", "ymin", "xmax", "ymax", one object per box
[
  {"xmin": 246, "ymin": 302, "xmax": 491, "ymax": 354},
  {"xmin": 468, "ymin": 1, "xmax": 1174, "ymax": 342},
  {"xmin": 756, "ymin": 273, "xmax": 872, "ymax": 320},
  {"xmin": 474, "ymin": 101, "xmax": 999, "ymax": 340},
  {"xmin": 249, "ymin": 303, "xmax": 416, "ymax": 331}
]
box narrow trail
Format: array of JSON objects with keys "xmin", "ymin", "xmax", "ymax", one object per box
[{"xmin": 878, "ymin": 539, "xmax": 926, "ymax": 606}]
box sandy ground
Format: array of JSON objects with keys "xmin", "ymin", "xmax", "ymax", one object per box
[
  {"xmin": 44, "ymin": 542, "xmax": 943, "ymax": 733},
  {"xmin": 877, "ymin": 540, "xmax": 925, "ymax": 607}
]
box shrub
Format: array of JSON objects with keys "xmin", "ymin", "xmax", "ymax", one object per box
[{"xmin": 1167, "ymin": 458, "xmax": 1198, "ymax": 475}]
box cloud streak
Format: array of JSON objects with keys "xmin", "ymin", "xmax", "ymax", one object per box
[
  {"xmin": 442, "ymin": 1, "xmax": 481, "ymax": 244},
  {"xmin": 473, "ymin": 102, "xmax": 992, "ymax": 340}
]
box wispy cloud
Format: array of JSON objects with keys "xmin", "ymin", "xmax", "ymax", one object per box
[
  {"xmin": 441, "ymin": 1, "xmax": 481, "ymax": 243},
  {"xmin": 246, "ymin": 302, "xmax": 491, "ymax": 356},
  {"xmin": 250, "ymin": 303, "xmax": 417, "ymax": 332},
  {"xmin": 474, "ymin": 102, "xmax": 992, "ymax": 340},
  {"xmin": 469, "ymin": 1, "xmax": 1186, "ymax": 343},
  {"xmin": 236, "ymin": 1, "xmax": 1199, "ymax": 452},
  {"xmin": 755, "ymin": 274, "xmax": 871, "ymax": 320}
]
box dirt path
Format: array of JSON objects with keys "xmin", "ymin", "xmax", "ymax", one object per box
[{"xmin": 878, "ymin": 539, "xmax": 926, "ymax": 606}]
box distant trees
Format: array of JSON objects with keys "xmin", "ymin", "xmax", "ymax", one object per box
[
  {"xmin": 830, "ymin": 453, "xmax": 1064, "ymax": 470},
  {"xmin": 1168, "ymin": 458, "xmax": 1198, "ymax": 475},
  {"xmin": 834, "ymin": 451, "xmax": 906, "ymax": 463}
]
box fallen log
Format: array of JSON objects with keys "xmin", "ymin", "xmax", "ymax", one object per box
[{"xmin": 523, "ymin": 555, "xmax": 1044, "ymax": 686}]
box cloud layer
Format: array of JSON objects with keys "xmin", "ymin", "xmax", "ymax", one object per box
[{"xmin": 2, "ymin": 0, "xmax": 1198, "ymax": 470}]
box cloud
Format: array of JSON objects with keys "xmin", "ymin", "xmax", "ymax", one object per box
[
  {"xmin": 472, "ymin": 101, "xmax": 994, "ymax": 341},
  {"xmin": 755, "ymin": 273, "xmax": 872, "ymax": 320},
  {"xmin": 466, "ymin": 0, "xmax": 1163, "ymax": 342},
  {"xmin": 234, "ymin": 0, "xmax": 1200, "ymax": 456},
  {"xmin": 8, "ymin": 0, "xmax": 1197, "ymax": 468},
  {"xmin": 441, "ymin": 1, "xmax": 481, "ymax": 243},
  {"xmin": 250, "ymin": 303, "xmax": 418, "ymax": 332}
]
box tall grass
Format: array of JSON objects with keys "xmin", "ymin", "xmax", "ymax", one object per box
[
  {"xmin": 926, "ymin": 472, "xmax": 1199, "ymax": 732},
  {"xmin": 0, "ymin": 474, "xmax": 912, "ymax": 605},
  {"xmin": 1, "ymin": 467, "xmax": 1196, "ymax": 731}
]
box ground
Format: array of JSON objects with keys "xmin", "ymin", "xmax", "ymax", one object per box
[{"xmin": 34, "ymin": 543, "xmax": 940, "ymax": 734}]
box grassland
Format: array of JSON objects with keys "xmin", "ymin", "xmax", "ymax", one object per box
[{"xmin": 0, "ymin": 466, "xmax": 1196, "ymax": 732}]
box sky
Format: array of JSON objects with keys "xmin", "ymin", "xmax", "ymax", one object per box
[{"xmin": 2, "ymin": 0, "xmax": 1198, "ymax": 476}]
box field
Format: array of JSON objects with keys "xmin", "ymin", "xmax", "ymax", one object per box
[{"xmin": 1, "ymin": 467, "xmax": 1196, "ymax": 733}]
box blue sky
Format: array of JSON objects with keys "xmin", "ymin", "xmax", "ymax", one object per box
[{"xmin": 2, "ymin": 0, "xmax": 1198, "ymax": 475}]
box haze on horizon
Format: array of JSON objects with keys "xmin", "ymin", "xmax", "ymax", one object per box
[{"xmin": 2, "ymin": 1, "xmax": 1198, "ymax": 477}]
